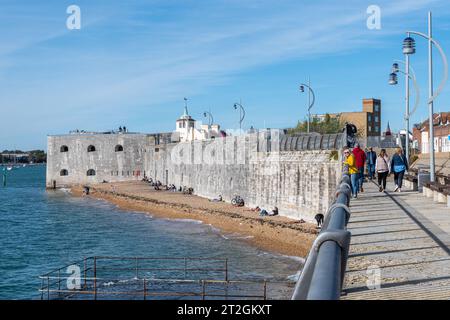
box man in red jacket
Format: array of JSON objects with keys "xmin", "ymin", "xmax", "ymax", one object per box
[{"xmin": 352, "ymin": 143, "xmax": 367, "ymax": 192}]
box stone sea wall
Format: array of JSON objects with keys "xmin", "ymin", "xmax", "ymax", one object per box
[{"xmin": 47, "ymin": 131, "xmax": 341, "ymax": 221}]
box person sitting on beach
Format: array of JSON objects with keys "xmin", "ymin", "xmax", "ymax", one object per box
[
  {"xmin": 154, "ymin": 185, "xmax": 160, "ymax": 191},
  {"xmin": 259, "ymin": 208, "xmax": 269, "ymax": 216},
  {"xmin": 210, "ymin": 195, "xmax": 222, "ymax": 202},
  {"xmin": 268, "ymin": 207, "xmax": 279, "ymax": 216}
]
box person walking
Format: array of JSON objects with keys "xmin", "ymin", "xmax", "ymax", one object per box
[
  {"xmin": 390, "ymin": 147, "xmax": 408, "ymax": 192},
  {"xmin": 375, "ymin": 149, "xmax": 390, "ymax": 192},
  {"xmin": 343, "ymin": 148, "xmax": 359, "ymax": 198},
  {"xmin": 352, "ymin": 143, "xmax": 366, "ymax": 193},
  {"xmin": 366, "ymin": 147, "xmax": 377, "ymax": 180}
]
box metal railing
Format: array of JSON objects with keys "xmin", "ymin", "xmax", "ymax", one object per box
[
  {"xmin": 291, "ymin": 174, "xmax": 352, "ymax": 300},
  {"xmin": 39, "ymin": 256, "xmax": 295, "ymax": 300}
]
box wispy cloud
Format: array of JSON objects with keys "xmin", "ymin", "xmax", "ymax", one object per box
[{"xmin": 0, "ymin": 0, "xmax": 448, "ymax": 148}]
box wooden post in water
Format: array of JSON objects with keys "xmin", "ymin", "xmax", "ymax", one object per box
[{"xmin": 2, "ymin": 168, "xmax": 6, "ymax": 187}]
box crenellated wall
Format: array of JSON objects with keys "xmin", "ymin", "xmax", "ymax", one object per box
[
  {"xmin": 145, "ymin": 135, "xmax": 341, "ymax": 220},
  {"xmin": 47, "ymin": 131, "xmax": 341, "ymax": 221}
]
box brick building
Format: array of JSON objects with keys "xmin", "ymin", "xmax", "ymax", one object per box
[
  {"xmin": 413, "ymin": 112, "xmax": 450, "ymax": 153},
  {"xmin": 312, "ymin": 98, "xmax": 382, "ymax": 140}
]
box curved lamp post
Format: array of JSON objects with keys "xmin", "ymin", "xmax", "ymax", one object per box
[
  {"xmin": 299, "ymin": 83, "xmax": 315, "ymax": 133},
  {"xmin": 203, "ymin": 111, "xmax": 214, "ymax": 127},
  {"xmin": 389, "ymin": 62, "xmax": 421, "ymax": 162},
  {"xmin": 404, "ymin": 12, "xmax": 448, "ymax": 182},
  {"xmin": 233, "ymin": 102, "xmax": 245, "ymax": 133}
]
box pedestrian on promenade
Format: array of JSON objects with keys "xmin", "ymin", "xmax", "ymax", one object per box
[
  {"xmin": 390, "ymin": 147, "xmax": 408, "ymax": 193},
  {"xmin": 366, "ymin": 147, "xmax": 377, "ymax": 180},
  {"xmin": 375, "ymin": 149, "xmax": 390, "ymax": 192},
  {"xmin": 352, "ymin": 143, "xmax": 366, "ymax": 193},
  {"xmin": 343, "ymin": 148, "xmax": 359, "ymax": 198}
]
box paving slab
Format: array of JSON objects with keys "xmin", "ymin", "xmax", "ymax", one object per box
[{"xmin": 342, "ymin": 179, "xmax": 450, "ymax": 300}]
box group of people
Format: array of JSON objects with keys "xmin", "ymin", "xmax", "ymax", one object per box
[
  {"xmin": 142, "ymin": 176, "xmax": 192, "ymax": 193},
  {"xmin": 343, "ymin": 144, "xmax": 409, "ymax": 198}
]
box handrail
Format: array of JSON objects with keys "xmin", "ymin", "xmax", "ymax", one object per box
[{"xmin": 291, "ymin": 174, "xmax": 352, "ymax": 300}]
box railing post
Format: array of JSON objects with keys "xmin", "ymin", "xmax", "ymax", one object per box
[
  {"xmin": 93, "ymin": 257, "xmax": 97, "ymax": 300},
  {"xmin": 58, "ymin": 269, "xmax": 61, "ymax": 296},
  {"xmin": 143, "ymin": 279, "xmax": 147, "ymax": 300},
  {"xmin": 225, "ymin": 259, "xmax": 228, "ymax": 281},
  {"xmin": 201, "ymin": 280, "xmax": 206, "ymax": 300},
  {"xmin": 135, "ymin": 257, "xmax": 139, "ymax": 279},
  {"xmin": 263, "ymin": 281, "xmax": 267, "ymax": 300},
  {"xmin": 47, "ymin": 276, "xmax": 50, "ymax": 300},
  {"xmin": 83, "ymin": 258, "xmax": 87, "ymax": 289}
]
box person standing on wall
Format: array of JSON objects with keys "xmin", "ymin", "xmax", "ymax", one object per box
[
  {"xmin": 375, "ymin": 149, "xmax": 390, "ymax": 192},
  {"xmin": 352, "ymin": 143, "xmax": 366, "ymax": 193},
  {"xmin": 366, "ymin": 147, "xmax": 377, "ymax": 180},
  {"xmin": 343, "ymin": 148, "xmax": 359, "ymax": 198},
  {"xmin": 390, "ymin": 147, "xmax": 408, "ymax": 193}
]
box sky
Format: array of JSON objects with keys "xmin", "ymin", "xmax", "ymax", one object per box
[{"xmin": 1, "ymin": 0, "xmax": 450, "ymax": 150}]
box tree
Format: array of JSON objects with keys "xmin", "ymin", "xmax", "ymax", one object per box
[{"xmin": 287, "ymin": 114, "xmax": 343, "ymax": 135}]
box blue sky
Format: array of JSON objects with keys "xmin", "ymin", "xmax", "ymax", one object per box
[{"xmin": 1, "ymin": 0, "xmax": 450, "ymax": 150}]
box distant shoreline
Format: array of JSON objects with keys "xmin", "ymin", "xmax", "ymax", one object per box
[{"xmin": 70, "ymin": 181, "xmax": 317, "ymax": 258}]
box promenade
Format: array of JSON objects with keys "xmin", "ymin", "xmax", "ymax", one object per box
[{"xmin": 342, "ymin": 179, "xmax": 450, "ymax": 300}]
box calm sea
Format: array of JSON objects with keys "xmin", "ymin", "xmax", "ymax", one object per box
[{"xmin": 0, "ymin": 165, "xmax": 301, "ymax": 299}]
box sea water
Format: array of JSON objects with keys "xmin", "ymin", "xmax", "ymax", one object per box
[{"xmin": 0, "ymin": 165, "xmax": 301, "ymax": 299}]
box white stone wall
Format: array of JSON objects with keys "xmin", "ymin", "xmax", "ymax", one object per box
[
  {"xmin": 47, "ymin": 132, "xmax": 341, "ymax": 221},
  {"xmin": 46, "ymin": 133, "xmax": 153, "ymax": 187},
  {"xmin": 145, "ymin": 136, "xmax": 340, "ymax": 221}
]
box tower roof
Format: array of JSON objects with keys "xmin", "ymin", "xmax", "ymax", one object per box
[
  {"xmin": 385, "ymin": 121, "xmax": 391, "ymax": 136},
  {"xmin": 177, "ymin": 99, "xmax": 194, "ymax": 121}
]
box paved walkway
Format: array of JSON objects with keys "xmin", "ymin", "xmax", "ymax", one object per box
[{"xmin": 341, "ymin": 178, "xmax": 450, "ymax": 300}]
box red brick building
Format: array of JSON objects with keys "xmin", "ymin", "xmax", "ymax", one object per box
[{"xmin": 413, "ymin": 112, "xmax": 450, "ymax": 153}]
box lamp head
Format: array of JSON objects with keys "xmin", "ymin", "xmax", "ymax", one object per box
[
  {"xmin": 392, "ymin": 63, "xmax": 399, "ymax": 73},
  {"xmin": 299, "ymin": 85, "xmax": 305, "ymax": 92},
  {"xmin": 389, "ymin": 72, "xmax": 398, "ymax": 85},
  {"xmin": 403, "ymin": 37, "xmax": 416, "ymax": 55}
]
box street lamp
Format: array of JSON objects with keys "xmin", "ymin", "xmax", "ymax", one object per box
[
  {"xmin": 404, "ymin": 12, "xmax": 448, "ymax": 182},
  {"xmin": 389, "ymin": 72, "xmax": 398, "ymax": 85},
  {"xmin": 389, "ymin": 60, "xmax": 420, "ymax": 162},
  {"xmin": 299, "ymin": 83, "xmax": 315, "ymax": 133},
  {"xmin": 389, "ymin": 61, "xmax": 421, "ymax": 162},
  {"xmin": 233, "ymin": 102, "xmax": 245, "ymax": 133},
  {"xmin": 203, "ymin": 111, "xmax": 214, "ymax": 127}
]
